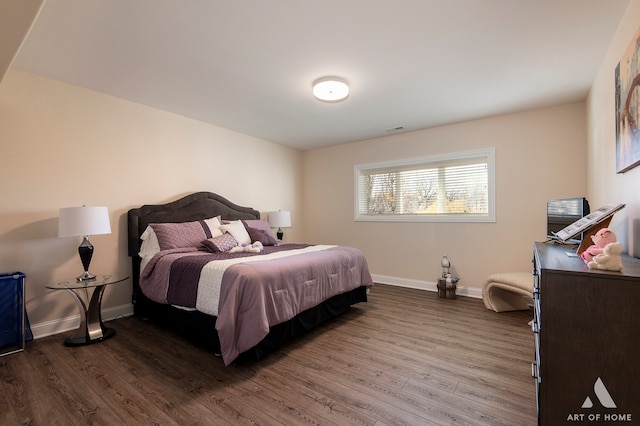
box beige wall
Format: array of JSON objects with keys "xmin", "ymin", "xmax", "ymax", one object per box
[
  {"xmin": 587, "ymin": 0, "xmax": 640, "ymax": 256},
  {"xmin": 302, "ymin": 103, "xmax": 588, "ymax": 293},
  {"xmin": 0, "ymin": 70, "xmax": 302, "ymax": 334}
]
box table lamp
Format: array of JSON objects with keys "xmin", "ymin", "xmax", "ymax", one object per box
[
  {"xmin": 58, "ymin": 206, "xmax": 111, "ymax": 281},
  {"xmin": 268, "ymin": 210, "xmax": 291, "ymax": 240}
]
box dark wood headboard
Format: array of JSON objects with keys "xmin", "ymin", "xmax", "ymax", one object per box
[{"xmin": 127, "ymin": 192, "xmax": 260, "ymax": 313}]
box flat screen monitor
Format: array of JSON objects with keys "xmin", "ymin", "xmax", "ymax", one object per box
[{"xmin": 546, "ymin": 197, "xmax": 590, "ymax": 243}]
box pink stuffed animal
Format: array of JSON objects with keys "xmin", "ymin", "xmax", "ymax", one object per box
[{"xmin": 580, "ymin": 228, "xmax": 617, "ymax": 263}]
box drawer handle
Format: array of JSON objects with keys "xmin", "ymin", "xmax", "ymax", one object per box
[{"xmin": 531, "ymin": 362, "xmax": 542, "ymax": 383}]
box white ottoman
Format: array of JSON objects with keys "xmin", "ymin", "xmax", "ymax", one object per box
[{"xmin": 482, "ymin": 272, "xmax": 534, "ymax": 312}]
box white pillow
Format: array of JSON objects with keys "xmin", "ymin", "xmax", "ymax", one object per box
[
  {"xmin": 219, "ymin": 220, "xmax": 251, "ymax": 245},
  {"xmin": 139, "ymin": 226, "xmax": 161, "ymax": 258},
  {"xmin": 204, "ymin": 217, "xmax": 223, "ymax": 238}
]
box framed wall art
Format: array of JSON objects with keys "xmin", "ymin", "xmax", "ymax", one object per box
[{"xmin": 615, "ymin": 27, "xmax": 640, "ymax": 173}]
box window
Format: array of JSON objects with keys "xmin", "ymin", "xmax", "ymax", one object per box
[{"xmin": 354, "ymin": 148, "xmax": 495, "ymax": 222}]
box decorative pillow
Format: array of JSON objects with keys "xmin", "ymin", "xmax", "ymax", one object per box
[
  {"xmin": 150, "ymin": 216, "xmax": 222, "ymax": 250},
  {"xmin": 203, "ymin": 216, "xmax": 223, "ymax": 232},
  {"xmin": 246, "ymin": 226, "xmax": 278, "ymax": 246},
  {"xmin": 242, "ymin": 219, "xmax": 273, "ymax": 235},
  {"xmin": 219, "ymin": 220, "xmax": 251, "ymax": 245},
  {"xmin": 138, "ymin": 226, "xmax": 161, "ymax": 258},
  {"xmin": 202, "ymin": 233, "xmax": 238, "ymax": 253}
]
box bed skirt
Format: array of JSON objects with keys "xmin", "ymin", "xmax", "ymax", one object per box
[{"xmin": 135, "ymin": 285, "xmax": 368, "ymax": 361}]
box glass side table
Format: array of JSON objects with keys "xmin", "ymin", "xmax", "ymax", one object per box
[{"xmin": 46, "ymin": 274, "xmax": 128, "ymax": 346}]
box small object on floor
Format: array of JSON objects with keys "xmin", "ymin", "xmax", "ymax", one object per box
[{"xmin": 437, "ymin": 274, "xmax": 458, "ymax": 299}]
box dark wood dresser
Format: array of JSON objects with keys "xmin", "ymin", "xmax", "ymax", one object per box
[{"xmin": 532, "ymin": 242, "xmax": 640, "ymax": 424}]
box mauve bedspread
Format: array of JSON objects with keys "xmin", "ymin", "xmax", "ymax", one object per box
[{"xmin": 140, "ymin": 244, "xmax": 373, "ymax": 365}]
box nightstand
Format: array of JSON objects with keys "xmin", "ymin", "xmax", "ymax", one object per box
[{"xmin": 46, "ymin": 274, "xmax": 128, "ymax": 346}]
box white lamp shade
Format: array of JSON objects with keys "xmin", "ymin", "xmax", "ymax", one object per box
[
  {"xmin": 58, "ymin": 206, "xmax": 112, "ymax": 237},
  {"xmin": 268, "ymin": 211, "xmax": 292, "ymax": 228}
]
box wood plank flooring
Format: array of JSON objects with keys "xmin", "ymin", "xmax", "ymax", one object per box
[{"xmin": 0, "ymin": 284, "xmax": 537, "ymax": 425}]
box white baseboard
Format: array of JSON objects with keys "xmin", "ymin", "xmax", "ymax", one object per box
[
  {"xmin": 371, "ymin": 274, "xmax": 482, "ymax": 299},
  {"xmin": 29, "ymin": 303, "xmax": 134, "ymax": 340}
]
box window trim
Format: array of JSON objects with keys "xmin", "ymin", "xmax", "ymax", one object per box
[{"xmin": 354, "ymin": 148, "xmax": 496, "ymax": 223}]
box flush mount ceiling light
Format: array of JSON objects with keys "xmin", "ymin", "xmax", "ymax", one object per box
[{"xmin": 312, "ymin": 77, "xmax": 349, "ymax": 102}]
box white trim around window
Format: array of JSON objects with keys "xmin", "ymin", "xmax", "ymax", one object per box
[{"xmin": 354, "ymin": 148, "xmax": 496, "ymax": 223}]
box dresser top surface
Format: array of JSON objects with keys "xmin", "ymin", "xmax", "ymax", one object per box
[{"xmin": 534, "ymin": 241, "xmax": 640, "ymax": 279}]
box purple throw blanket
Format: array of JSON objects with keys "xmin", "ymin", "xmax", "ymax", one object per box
[{"xmin": 140, "ymin": 244, "xmax": 373, "ymax": 365}]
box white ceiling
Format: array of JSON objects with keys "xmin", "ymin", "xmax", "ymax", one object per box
[{"xmin": 12, "ymin": 0, "xmax": 630, "ymax": 150}]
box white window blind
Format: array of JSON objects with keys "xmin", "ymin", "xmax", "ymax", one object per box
[{"xmin": 354, "ymin": 148, "xmax": 495, "ymax": 222}]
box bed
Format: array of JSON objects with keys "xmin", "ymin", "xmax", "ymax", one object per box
[{"xmin": 127, "ymin": 192, "xmax": 373, "ymax": 365}]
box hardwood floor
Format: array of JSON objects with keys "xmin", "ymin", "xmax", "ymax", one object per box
[{"xmin": 0, "ymin": 284, "xmax": 537, "ymax": 425}]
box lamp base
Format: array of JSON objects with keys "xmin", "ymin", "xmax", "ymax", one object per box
[
  {"xmin": 77, "ymin": 236, "xmax": 96, "ymax": 282},
  {"xmin": 76, "ymin": 271, "xmax": 97, "ymax": 282},
  {"xmin": 277, "ymin": 227, "xmax": 283, "ymax": 240}
]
